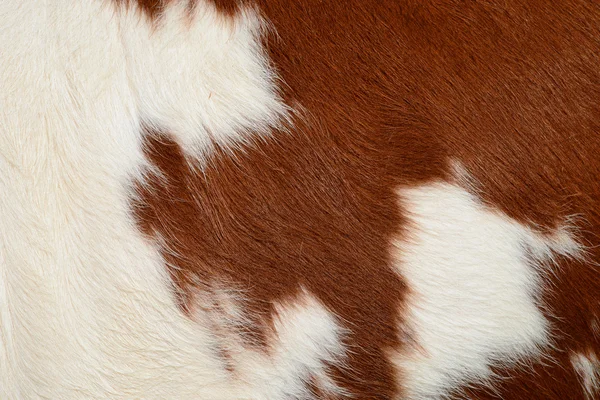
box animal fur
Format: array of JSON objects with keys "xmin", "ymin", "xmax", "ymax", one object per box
[{"xmin": 1, "ymin": 0, "xmax": 599, "ymax": 398}]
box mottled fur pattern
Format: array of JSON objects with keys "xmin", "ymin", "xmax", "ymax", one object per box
[{"xmin": 1, "ymin": 0, "xmax": 599, "ymax": 399}]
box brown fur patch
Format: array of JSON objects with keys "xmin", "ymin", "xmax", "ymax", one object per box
[
  {"xmin": 129, "ymin": 0, "xmax": 600, "ymax": 398},
  {"xmin": 134, "ymin": 115, "xmax": 441, "ymax": 397}
]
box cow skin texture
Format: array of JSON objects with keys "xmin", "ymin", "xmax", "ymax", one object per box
[{"xmin": 1, "ymin": 1, "xmax": 599, "ymax": 399}]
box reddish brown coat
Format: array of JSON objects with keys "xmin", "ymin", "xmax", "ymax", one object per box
[{"xmin": 125, "ymin": 1, "xmax": 600, "ymax": 398}]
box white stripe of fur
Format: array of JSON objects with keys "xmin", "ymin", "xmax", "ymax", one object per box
[{"xmin": 572, "ymin": 351, "xmax": 600, "ymax": 399}]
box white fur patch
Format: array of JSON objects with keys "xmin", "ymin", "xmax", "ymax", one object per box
[
  {"xmin": 117, "ymin": 0, "xmax": 288, "ymax": 157},
  {"xmin": 0, "ymin": 0, "xmax": 286, "ymax": 398},
  {"xmin": 391, "ymin": 183, "xmax": 580, "ymax": 399},
  {"xmin": 572, "ymin": 351, "xmax": 600, "ymax": 399},
  {"xmin": 228, "ymin": 291, "xmax": 346, "ymax": 399}
]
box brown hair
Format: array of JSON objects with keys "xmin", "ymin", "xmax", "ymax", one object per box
[{"xmin": 127, "ymin": 1, "xmax": 600, "ymax": 398}]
